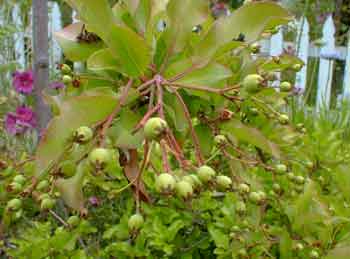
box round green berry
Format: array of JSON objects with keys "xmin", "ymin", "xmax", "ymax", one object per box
[
  {"xmin": 280, "ymin": 81, "xmax": 292, "ymax": 92},
  {"xmin": 144, "ymin": 117, "xmax": 168, "ymax": 141},
  {"xmin": 7, "ymin": 198, "xmax": 22, "ymax": 211},
  {"xmin": 275, "ymin": 164, "xmax": 287, "ymax": 174},
  {"xmin": 197, "ymin": 165, "xmax": 216, "ymax": 183},
  {"xmin": 175, "ymin": 181, "xmax": 193, "ymax": 199},
  {"xmin": 156, "ymin": 173, "xmax": 176, "ymax": 193},
  {"xmin": 238, "ymin": 183, "xmax": 250, "ymax": 194},
  {"xmin": 242, "ymin": 74, "xmax": 264, "ymax": 94},
  {"xmin": 13, "ymin": 175, "xmax": 26, "ymax": 185},
  {"xmin": 62, "ymin": 75, "xmax": 73, "ymax": 85},
  {"xmin": 214, "ymin": 135, "xmax": 227, "ymax": 146},
  {"xmin": 67, "ymin": 216, "xmax": 80, "ymax": 227},
  {"xmin": 41, "ymin": 198, "xmax": 56, "ymax": 210},
  {"xmin": 89, "ymin": 148, "xmax": 112, "ymax": 170},
  {"xmin": 216, "ymin": 175, "xmax": 232, "ymax": 190},
  {"xmin": 37, "ymin": 180, "xmax": 50, "ymax": 191},
  {"xmin": 128, "ymin": 214, "xmax": 144, "ymax": 231},
  {"xmin": 74, "ymin": 126, "xmax": 93, "ymax": 144}
]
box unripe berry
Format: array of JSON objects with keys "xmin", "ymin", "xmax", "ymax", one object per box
[
  {"xmin": 287, "ymin": 172, "xmax": 295, "ymax": 181},
  {"xmin": 41, "ymin": 198, "xmax": 56, "ymax": 210},
  {"xmin": 238, "ymin": 248, "xmax": 248, "ymax": 257},
  {"xmin": 62, "ymin": 75, "xmax": 73, "ymax": 85},
  {"xmin": 294, "ymin": 185, "xmax": 304, "ymax": 193},
  {"xmin": 309, "ymin": 250, "xmax": 319, "ymax": 259},
  {"xmin": 294, "ymin": 243, "xmax": 304, "ymax": 252},
  {"xmin": 231, "ymin": 225, "xmax": 241, "ymax": 232},
  {"xmin": 249, "ymin": 43, "xmax": 261, "ymax": 54},
  {"xmin": 214, "ymin": 135, "xmax": 227, "ymax": 146},
  {"xmin": 39, "ymin": 193, "xmax": 51, "ymax": 202},
  {"xmin": 249, "ymin": 192, "xmax": 262, "ymax": 204},
  {"xmin": 7, "ymin": 198, "xmax": 22, "ymax": 211},
  {"xmin": 280, "ymin": 81, "xmax": 292, "ymax": 92},
  {"xmin": 144, "ymin": 117, "xmax": 168, "ymax": 141},
  {"xmin": 296, "ymin": 123, "xmax": 304, "ymax": 130},
  {"xmin": 8, "ymin": 182, "xmax": 23, "ymax": 193},
  {"xmin": 292, "ymin": 63, "xmax": 302, "ymax": 72},
  {"xmin": 175, "ymin": 181, "xmax": 193, "ymax": 199},
  {"xmin": 155, "ymin": 173, "xmax": 176, "ymax": 193},
  {"xmin": 275, "ymin": 163, "xmax": 287, "ymax": 174},
  {"xmin": 74, "ymin": 126, "xmax": 93, "ymax": 144},
  {"xmin": 60, "ymin": 64, "xmax": 72, "ymax": 74},
  {"xmin": 89, "ymin": 148, "xmax": 112, "ymax": 170},
  {"xmin": 278, "ymin": 114, "xmax": 289, "ymax": 125},
  {"xmin": 183, "ymin": 174, "xmax": 202, "ymax": 189},
  {"xmin": 294, "ymin": 175, "xmax": 305, "ymax": 184},
  {"xmin": 257, "ymin": 191, "xmax": 266, "ymax": 201},
  {"xmin": 128, "ymin": 214, "xmax": 144, "ymax": 231},
  {"xmin": 242, "ymin": 74, "xmax": 264, "ymax": 93},
  {"xmin": 249, "ymin": 107, "xmax": 259, "ymax": 116},
  {"xmin": 272, "ymin": 183, "xmax": 281, "ymax": 192},
  {"xmin": 236, "ymin": 201, "xmax": 247, "ymax": 214},
  {"xmin": 197, "ymin": 165, "xmax": 216, "ymax": 183},
  {"xmin": 238, "ymin": 183, "xmax": 250, "ymax": 194},
  {"xmin": 216, "ymin": 175, "xmax": 232, "ymax": 189},
  {"xmin": 67, "ymin": 216, "xmax": 80, "ymax": 227},
  {"xmin": 13, "ymin": 175, "xmax": 26, "ymax": 185},
  {"xmin": 36, "ymin": 180, "xmax": 50, "ymax": 191}
]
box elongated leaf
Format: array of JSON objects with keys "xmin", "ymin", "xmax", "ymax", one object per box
[
  {"xmin": 87, "ymin": 48, "xmax": 121, "ymax": 72},
  {"xmin": 54, "ymin": 23, "xmax": 104, "ymax": 62},
  {"xmin": 35, "ymin": 94, "xmax": 118, "ymax": 177},
  {"xmin": 193, "ymin": 2, "xmax": 292, "ymax": 64},
  {"xmin": 221, "ymin": 119, "xmax": 281, "ymax": 159}
]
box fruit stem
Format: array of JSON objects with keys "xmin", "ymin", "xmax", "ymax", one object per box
[{"xmin": 171, "ymin": 87, "xmax": 204, "ymax": 166}]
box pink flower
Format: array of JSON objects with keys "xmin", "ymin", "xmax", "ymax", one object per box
[
  {"xmin": 4, "ymin": 106, "xmax": 36, "ymax": 135},
  {"xmin": 49, "ymin": 81, "xmax": 65, "ymax": 90},
  {"xmin": 12, "ymin": 70, "xmax": 34, "ymax": 94},
  {"xmin": 88, "ymin": 196, "xmax": 101, "ymax": 207}
]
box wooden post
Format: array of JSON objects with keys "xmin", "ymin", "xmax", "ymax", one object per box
[{"xmin": 33, "ymin": 0, "xmax": 51, "ymax": 133}]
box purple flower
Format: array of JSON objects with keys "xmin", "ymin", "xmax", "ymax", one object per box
[
  {"xmin": 88, "ymin": 196, "xmax": 101, "ymax": 207},
  {"xmin": 4, "ymin": 106, "xmax": 36, "ymax": 135},
  {"xmin": 12, "ymin": 70, "xmax": 34, "ymax": 94},
  {"xmin": 49, "ymin": 81, "xmax": 65, "ymax": 90}
]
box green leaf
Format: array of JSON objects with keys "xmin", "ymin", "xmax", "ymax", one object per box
[
  {"xmin": 193, "ymin": 2, "xmax": 292, "ymax": 64},
  {"xmin": 195, "ymin": 124, "xmax": 214, "ymax": 157},
  {"xmin": 54, "ymin": 22, "xmax": 104, "ymax": 62},
  {"xmin": 35, "ymin": 93, "xmax": 118, "ymax": 177},
  {"xmin": 208, "ymin": 225, "xmax": 229, "ymax": 249},
  {"xmin": 87, "ymin": 48, "xmax": 121, "ymax": 72},
  {"xmin": 221, "ymin": 119, "xmax": 281, "ymax": 159}
]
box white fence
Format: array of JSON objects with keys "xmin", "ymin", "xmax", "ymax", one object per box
[{"xmin": 11, "ymin": 4, "xmax": 350, "ymax": 109}]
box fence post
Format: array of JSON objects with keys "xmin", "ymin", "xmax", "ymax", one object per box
[
  {"xmin": 295, "ymin": 17, "xmax": 309, "ymax": 95},
  {"xmin": 269, "ymin": 28, "xmax": 284, "ymax": 87},
  {"xmin": 343, "ymin": 31, "xmax": 350, "ymax": 100},
  {"xmin": 12, "ymin": 5, "xmax": 26, "ymax": 68},
  {"xmin": 316, "ymin": 15, "xmax": 335, "ymax": 110},
  {"xmin": 49, "ymin": 1, "xmax": 62, "ymax": 66}
]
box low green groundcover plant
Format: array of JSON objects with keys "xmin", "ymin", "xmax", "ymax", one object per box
[{"xmin": 2, "ymin": 1, "xmax": 350, "ymax": 258}]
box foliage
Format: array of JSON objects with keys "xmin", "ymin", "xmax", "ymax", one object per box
[{"xmin": 2, "ymin": 1, "xmax": 350, "ymax": 258}]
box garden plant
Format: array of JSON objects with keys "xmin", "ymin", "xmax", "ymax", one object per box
[{"xmin": 2, "ymin": 1, "xmax": 350, "ymax": 258}]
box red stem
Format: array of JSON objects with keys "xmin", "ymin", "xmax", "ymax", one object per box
[{"xmin": 171, "ymin": 88, "xmax": 204, "ymax": 166}]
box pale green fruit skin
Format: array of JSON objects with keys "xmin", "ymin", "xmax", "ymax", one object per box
[
  {"xmin": 9, "ymin": 182, "xmax": 23, "ymax": 193},
  {"xmin": 294, "ymin": 175, "xmax": 305, "ymax": 184},
  {"xmin": 272, "ymin": 183, "xmax": 281, "ymax": 192},
  {"xmin": 214, "ymin": 135, "xmax": 227, "ymax": 146},
  {"xmin": 238, "ymin": 183, "xmax": 250, "ymax": 194},
  {"xmin": 280, "ymin": 81, "xmax": 292, "ymax": 92},
  {"xmin": 61, "ymin": 64, "xmax": 72, "ymax": 74},
  {"xmin": 275, "ymin": 164, "xmax": 287, "ymax": 174},
  {"xmin": 183, "ymin": 174, "xmax": 202, "ymax": 189},
  {"xmin": 175, "ymin": 181, "xmax": 193, "ymax": 199},
  {"xmin": 67, "ymin": 216, "xmax": 80, "ymax": 227},
  {"xmin": 309, "ymin": 250, "xmax": 319, "ymax": 259},
  {"xmin": 249, "ymin": 43, "xmax": 261, "ymax": 54},
  {"xmin": 39, "ymin": 193, "xmax": 51, "ymax": 202},
  {"xmin": 243, "ymin": 74, "xmax": 264, "ymax": 93},
  {"xmin": 292, "ymin": 63, "xmax": 302, "ymax": 72},
  {"xmin": 7, "ymin": 198, "xmax": 22, "ymax": 211},
  {"xmin": 237, "ymin": 248, "xmax": 248, "ymax": 257},
  {"xmin": 257, "ymin": 191, "xmax": 266, "ymax": 201},
  {"xmin": 128, "ymin": 214, "xmax": 144, "ymax": 231},
  {"xmin": 74, "ymin": 126, "xmax": 93, "ymax": 143},
  {"xmin": 41, "ymin": 198, "xmax": 56, "ymax": 210},
  {"xmin": 144, "ymin": 117, "xmax": 168, "ymax": 141},
  {"xmin": 249, "ymin": 192, "xmax": 261, "ymax": 204},
  {"xmin": 278, "ymin": 114, "xmax": 289, "ymax": 124},
  {"xmin": 89, "ymin": 148, "xmax": 112, "ymax": 170},
  {"xmin": 294, "ymin": 243, "xmax": 304, "ymax": 251},
  {"xmin": 156, "ymin": 173, "xmax": 176, "ymax": 193},
  {"xmin": 236, "ymin": 201, "xmax": 247, "ymax": 214},
  {"xmin": 197, "ymin": 165, "xmax": 216, "ymax": 183},
  {"xmin": 13, "ymin": 175, "xmax": 26, "ymax": 185},
  {"xmin": 37, "ymin": 180, "xmax": 49, "ymax": 191},
  {"xmin": 62, "ymin": 75, "xmax": 73, "ymax": 85},
  {"xmin": 287, "ymin": 172, "xmax": 295, "ymax": 181},
  {"xmin": 216, "ymin": 175, "xmax": 232, "ymax": 189}
]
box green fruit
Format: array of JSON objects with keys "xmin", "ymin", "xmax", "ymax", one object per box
[
  {"xmin": 7, "ymin": 198, "xmax": 22, "ymax": 211},
  {"xmin": 280, "ymin": 81, "xmax": 292, "ymax": 92},
  {"xmin": 294, "ymin": 185, "xmax": 304, "ymax": 193},
  {"xmin": 249, "ymin": 107, "xmax": 259, "ymax": 116},
  {"xmin": 8, "ymin": 182, "xmax": 23, "ymax": 193},
  {"xmin": 197, "ymin": 165, "xmax": 216, "ymax": 183},
  {"xmin": 257, "ymin": 191, "xmax": 266, "ymax": 201},
  {"xmin": 287, "ymin": 172, "xmax": 295, "ymax": 181},
  {"xmin": 275, "ymin": 164, "xmax": 287, "ymax": 174},
  {"xmin": 60, "ymin": 160, "xmax": 76, "ymax": 177},
  {"xmin": 292, "ymin": 63, "xmax": 302, "ymax": 72},
  {"xmin": 238, "ymin": 183, "xmax": 250, "ymax": 194},
  {"xmin": 216, "ymin": 175, "xmax": 232, "ymax": 189},
  {"xmin": 39, "ymin": 193, "xmax": 51, "ymax": 202},
  {"xmin": 41, "ymin": 198, "xmax": 56, "ymax": 210},
  {"xmin": 278, "ymin": 114, "xmax": 289, "ymax": 124},
  {"xmin": 67, "ymin": 216, "xmax": 80, "ymax": 227},
  {"xmin": 231, "ymin": 225, "xmax": 241, "ymax": 232},
  {"xmin": 294, "ymin": 243, "xmax": 304, "ymax": 252},
  {"xmin": 74, "ymin": 126, "xmax": 93, "ymax": 144},
  {"xmin": 214, "ymin": 135, "xmax": 227, "ymax": 146},
  {"xmin": 249, "ymin": 43, "xmax": 261, "ymax": 54},
  {"xmin": 128, "ymin": 214, "xmax": 144, "ymax": 231},
  {"xmin": 242, "ymin": 74, "xmax": 264, "ymax": 93},
  {"xmin": 294, "ymin": 175, "xmax": 305, "ymax": 184},
  {"xmin": 296, "ymin": 123, "xmax": 304, "ymax": 130},
  {"xmin": 89, "ymin": 148, "xmax": 112, "ymax": 170},
  {"xmin": 183, "ymin": 174, "xmax": 202, "ymax": 189},
  {"xmin": 156, "ymin": 173, "xmax": 176, "ymax": 193},
  {"xmin": 13, "ymin": 175, "xmax": 26, "ymax": 185},
  {"xmin": 238, "ymin": 248, "xmax": 248, "ymax": 257},
  {"xmin": 61, "ymin": 64, "xmax": 72, "ymax": 74},
  {"xmin": 309, "ymin": 250, "xmax": 319, "ymax": 259},
  {"xmin": 37, "ymin": 180, "xmax": 49, "ymax": 191},
  {"xmin": 249, "ymin": 192, "xmax": 261, "ymax": 204},
  {"xmin": 175, "ymin": 181, "xmax": 193, "ymax": 199},
  {"xmin": 305, "ymin": 161, "xmax": 314, "ymax": 169},
  {"xmin": 14, "ymin": 209, "xmax": 23, "ymax": 220},
  {"xmin": 144, "ymin": 117, "xmax": 168, "ymax": 141},
  {"xmin": 272, "ymin": 183, "xmax": 281, "ymax": 192},
  {"xmin": 62, "ymin": 75, "xmax": 73, "ymax": 85},
  {"xmin": 236, "ymin": 201, "xmax": 247, "ymax": 214}
]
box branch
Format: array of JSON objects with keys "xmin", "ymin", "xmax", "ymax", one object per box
[{"xmin": 167, "ymin": 82, "xmax": 240, "ymax": 94}]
